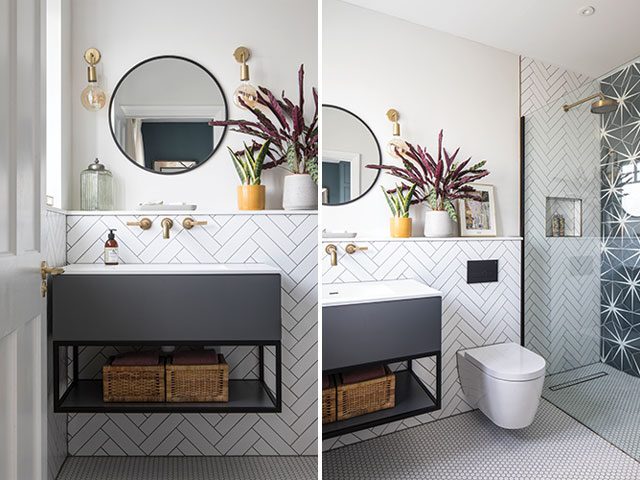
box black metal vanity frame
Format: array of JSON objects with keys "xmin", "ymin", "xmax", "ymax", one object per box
[
  {"xmin": 322, "ymin": 295, "xmax": 442, "ymax": 439},
  {"xmin": 50, "ymin": 273, "xmax": 282, "ymax": 414}
]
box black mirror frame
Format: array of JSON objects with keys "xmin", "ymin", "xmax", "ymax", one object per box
[
  {"xmin": 322, "ymin": 104, "xmax": 382, "ymax": 206},
  {"xmin": 108, "ymin": 55, "xmax": 229, "ymax": 176}
]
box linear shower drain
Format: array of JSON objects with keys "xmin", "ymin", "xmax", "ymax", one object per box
[{"xmin": 548, "ymin": 371, "xmax": 608, "ymax": 391}]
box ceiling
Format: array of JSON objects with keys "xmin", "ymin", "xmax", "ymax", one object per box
[{"xmin": 339, "ymin": 0, "xmax": 640, "ymax": 78}]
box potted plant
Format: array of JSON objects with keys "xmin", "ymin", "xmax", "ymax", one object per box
[
  {"xmin": 368, "ymin": 130, "xmax": 489, "ymax": 237},
  {"xmin": 382, "ymin": 184, "xmax": 416, "ymax": 238},
  {"xmin": 210, "ymin": 65, "xmax": 318, "ymax": 210},
  {"xmin": 230, "ymin": 141, "xmax": 271, "ymax": 210}
]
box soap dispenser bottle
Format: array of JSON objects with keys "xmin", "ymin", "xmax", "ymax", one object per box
[{"xmin": 104, "ymin": 229, "xmax": 119, "ymax": 265}]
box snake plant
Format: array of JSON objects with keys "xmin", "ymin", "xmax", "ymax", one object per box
[
  {"xmin": 228, "ymin": 140, "xmax": 271, "ymax": 185},
  {"xmin": 382, "ymin": 184, "xmax": 416, "ymax": 218}
]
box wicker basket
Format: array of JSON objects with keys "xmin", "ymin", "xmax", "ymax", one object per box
[
  {"xmin": 337, "ymin": 366, "xmax": 395, "ymax": 421},
  {"xmin": 322, "ymin": 376, "xmax": 337, "ymax": 424},
  {"xmin": 166, "ymin": 354, "xmax": 229, "ymax": 402},
  {"xmin": 102, "ymin": 357, "xmax": 165, "ymax": 402}
]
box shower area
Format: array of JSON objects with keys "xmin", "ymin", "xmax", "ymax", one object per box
[{"xmin": 523, "ymin": 57, "xmax": 640, "ymax": 459}]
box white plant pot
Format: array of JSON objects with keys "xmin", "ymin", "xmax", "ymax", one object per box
[
  {"xmin": 282, "ymin": 174, "xmax": 318, "ymax": 210},
  {"xmin": 424, "ymin": 210, "xmax": 455, "ymax": 237}
]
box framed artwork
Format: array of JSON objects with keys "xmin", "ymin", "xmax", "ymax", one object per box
[
  {"xmin": 153, "ymin": 160, "xmax": 197, "ymax": 173},
  {"xmin": 458, "ymin": 184, "xmax": 497, "ymax": 237}
]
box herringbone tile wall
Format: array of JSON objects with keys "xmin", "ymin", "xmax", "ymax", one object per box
[
  {"xmin": 521, "ymin": 57, "xmax": 602, "ymax": 374},
  {"xmin": 520, "ymin": 57, "xmax": 594, "ymax": 117},
  {"xmin": 44, "ymin": 208, "xmax": 68, "ymax": 479},
  {"xmin": 63, "ymin": 212, "xmax": 317, "ymax": 456},
  {"xmin": 321, "ymin": 239, "xmax": 521, "ymax": 450}
]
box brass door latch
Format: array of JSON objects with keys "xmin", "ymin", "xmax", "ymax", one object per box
[{"xmin": 40, "ymin": 261, "xmax": 64, "ymax": 297}]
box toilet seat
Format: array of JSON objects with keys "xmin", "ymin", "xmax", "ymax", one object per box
[{"xmin": 465, "ymin": 342, "xmax": 545, "ymax": 381}]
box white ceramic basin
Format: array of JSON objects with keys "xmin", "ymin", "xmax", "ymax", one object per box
[
  {"xmin": 61, "ymin": 263, "xmax": 279, "ymax": 275},
  {"xmin": 322, "ymin": 279, "xmax": 441, "ymax": 307}
]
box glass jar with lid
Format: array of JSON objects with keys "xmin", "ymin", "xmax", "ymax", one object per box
[{"xmin": 80, "ymin": 158, "xmax": 113, "ymax": 210}]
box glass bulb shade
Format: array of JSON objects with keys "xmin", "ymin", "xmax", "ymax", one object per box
[
  {"xmin": 387, "ymin": 137, "xmax": 409, "ymax": 159},
  {"xmin": 233, "ymin": 81, "xmax": 258, "ymax": 109},
  {"xmin": 81, "ymin": 82, "xmax": 107, "ymax": 111}
]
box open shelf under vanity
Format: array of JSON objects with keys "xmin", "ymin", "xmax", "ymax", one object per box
[
  {"xmin": 53, "ymin": 341, "xmax": 282, "ymax": 414},
  {"xmin": 57, "ymin": 378, "xmax": 277, "ymax": 414},
  {"xmin": 322, "ymin": 363, "xmax": 441, "ymax": 439}
]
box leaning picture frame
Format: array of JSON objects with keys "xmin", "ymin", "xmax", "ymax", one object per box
[{"xmin": 458, "ymin": 184, "xmax": 497, "ymax": 237}]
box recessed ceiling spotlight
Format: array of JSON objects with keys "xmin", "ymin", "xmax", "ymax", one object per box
[{"xmin": 578, "ymin": 5, "xmax": 596, "ymax": 16}]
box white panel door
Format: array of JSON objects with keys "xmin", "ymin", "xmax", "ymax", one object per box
[{"xmin": 0, "ymin": 0, "xmax": 47, "ymax": 478}]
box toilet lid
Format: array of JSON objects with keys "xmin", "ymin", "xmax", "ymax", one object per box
[{"xmin": 465, "ymin": 342, "xmax": 546, "ymax": 381}]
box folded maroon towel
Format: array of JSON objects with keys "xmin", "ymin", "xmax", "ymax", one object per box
[
  {"xmin": 323, "ymin": 375, "xmax": 330, "ymax": 389},
  {"xmin": 341, "ymin": 365, "xmax": 386, "ymax": 385},
  {"xmin": 172, "ymin": 350, "xmax": 219, "ymax": 366},
  {"xmin": 112, "ymin": 351, "xmax": 159, "ymax": 366}
]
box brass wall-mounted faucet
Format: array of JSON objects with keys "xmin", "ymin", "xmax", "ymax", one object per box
[
  {"xmin": 182, "ymin": 217, "xmax": 208, "ymax": 230},
  {"xmin": 345, "ymin": 243, "xmax": 368, "ymax": 254},
  {"xmin": 126, "ymin": 217, "xmax": 152, "ymax": 230},
  {"xmin": 161, "ymin": 218, "xmax": 174, "ymax": 239},
  {"xmin": 325, "ymin": 244, "xmax": 338, "ymax": 266}
]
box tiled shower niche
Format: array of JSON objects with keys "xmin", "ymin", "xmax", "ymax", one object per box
[{"xmin": 545, "ymin": 197, "xmax": 582, "ymax": 237}]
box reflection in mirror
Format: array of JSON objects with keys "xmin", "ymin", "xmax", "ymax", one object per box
[
  {"xmin": 109, "ymin": 56, "xmax": 227, "ymax": 174},
  {"xmin": 322, "ymin": 105, "xmax": 381, "ymax": 205}
]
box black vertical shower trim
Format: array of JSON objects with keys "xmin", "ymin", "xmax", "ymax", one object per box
[{"xmin": 520, "ymin": 116, "xmax": 526, "ymax": 347}]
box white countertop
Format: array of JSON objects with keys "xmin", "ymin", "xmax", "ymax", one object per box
[
  {"xmin": 58, "ymin": 209, "xmax": 317, "ymax": 216},
  {"xmin": 61, "ymin": 263, "xmax": 280, "ymax": 275},
  {"xmin": 322, "ymin": 236, "xmax": 522, "ymax": 242},
  {"xmin": 322, "ymin": 279, "xmax": 442, "ymax": 307}
]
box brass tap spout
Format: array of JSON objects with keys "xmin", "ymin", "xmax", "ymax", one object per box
[
  {"xmin": 161, "ymin": 218, "xmax": 174, "ymax": 239},
  {"xmin": 325, "ymin": 244, "xmax": 338, "ymax": 266}
]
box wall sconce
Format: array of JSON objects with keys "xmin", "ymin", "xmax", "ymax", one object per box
[
  {"xmin": 233, "ymin": 46, "xmax": 258, "ymax": 109},
  {"xmin": 386, "ymin": 109, "xmax": 408, "ymax": 159},
  {"xmin": 80, "ymin": 48, "xmax": 106, "ymax": 111}
]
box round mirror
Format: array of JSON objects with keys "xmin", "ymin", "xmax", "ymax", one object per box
[
  {"xmin": 322, "ymin": 105, "xmax": 381, "ymax": 205},
  {"xmin": 109, "ymin": 56, "xmax": 227, "ymax": 174}
]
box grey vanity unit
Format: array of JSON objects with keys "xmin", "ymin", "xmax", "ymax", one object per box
[
  {"xmin": 322, "ymin": 279, "xmax": 442, "ymax": 438},
  {"xmin": 50, "ymin": 264, "xmax": 281, "ymax": 413}
]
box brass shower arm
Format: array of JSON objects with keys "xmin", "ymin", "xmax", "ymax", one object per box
[{"xmin": 562, "ymin": 93, "xmax": 604, "ymax": 112}]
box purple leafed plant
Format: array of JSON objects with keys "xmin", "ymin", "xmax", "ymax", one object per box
[
  {"xmin": 367, "ymin": 130, "xmax": 489, "ymax": 221},
  {"xmin": 209, "ymin": 65, "xmax": 318, "ymax": 183}
]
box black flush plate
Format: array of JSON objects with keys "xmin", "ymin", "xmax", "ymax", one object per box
[{"xmin": 467, "ymin": 260, "xmax": 498, "ymax": 284}]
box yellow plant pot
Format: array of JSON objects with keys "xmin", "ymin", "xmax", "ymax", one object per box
[
  {"xmin": 237, "ymin": 185, "xmax": 266, "ymax": 211},
  {"xmin": 390, "ymin": 217, "xmax": 412, "ymax": 238}
]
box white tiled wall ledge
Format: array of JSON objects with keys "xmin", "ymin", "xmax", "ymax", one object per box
[
  {"xmin": 322, "ymin": 236, "xmax": 522, "ymax": 242},
  {"xmin": 60, "ymin": 209, "xmax": 317, "ymax": 216}
]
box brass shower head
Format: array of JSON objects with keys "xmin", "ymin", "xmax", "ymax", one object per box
[{"xmin": 562, "ymin": 93, "xmax": 617, "ymax": 114}]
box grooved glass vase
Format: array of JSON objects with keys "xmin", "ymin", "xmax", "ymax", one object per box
[{"xmin": 80, "ymin": 159, "xmax": 113, "ymax": 210}]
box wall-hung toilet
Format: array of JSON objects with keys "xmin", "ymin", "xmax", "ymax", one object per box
[{"xmin": 457, "ymin": 342, "xmax": 546, "ymax": 429}]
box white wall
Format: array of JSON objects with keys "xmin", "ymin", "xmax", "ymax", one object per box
[
  {"xmin": 69, "ymin": 0, "xmax": 317, "ymax": 210},
  {"xmin": 46, "ymin": 0, "xmax": 72, "ymax": 209},
  {"xmin": 322, "ymin": 0, "xmax": 520, "ymax": 237}
]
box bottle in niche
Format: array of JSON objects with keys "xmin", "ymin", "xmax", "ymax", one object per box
[
  {"xmin": 104, "ymin": 229, "xmax": 119, "ymax": 265},
  {"xmin": 558, "ymin": 215, "xmax": 566, "ymax": 237},
  {"xmin": 551, "ymin": 214, "xmax": 560, "ymax": 237}
]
